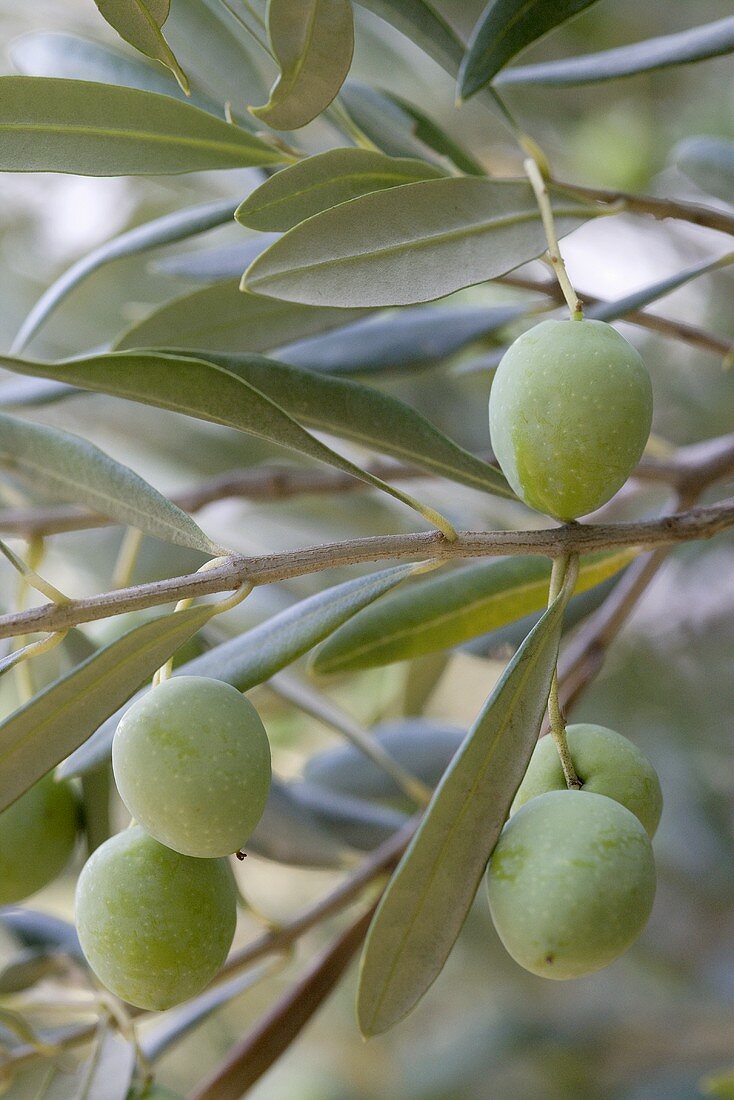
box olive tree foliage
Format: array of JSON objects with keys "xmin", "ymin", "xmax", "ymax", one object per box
[{"xmin": 0, "ymin": 0, "xmax": 734, "ymax": 1096}]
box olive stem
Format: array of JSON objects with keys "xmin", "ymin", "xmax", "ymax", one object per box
[
  {"xmin": 524, "ymin": 157, "xmax": 583, "ymax": 320},
  {"xmin": 547, "ymin": 554, "xmax": 582, "ymax": 790},
  {"xmin": 111, "ymin": 527, "xmax": 144, "ymax": 590},
  {"xmin": 153, "ymin": 560, "xmax": 252, "ymax": 686}
]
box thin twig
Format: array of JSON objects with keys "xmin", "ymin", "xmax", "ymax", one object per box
[
  {"xmin": 189, "ymin": 904, "xmax": 377, "ymax": 1100},
  {"xmin": 1, "ymin": 434, "xmax": 732, "ymax": 540},
  {"xmin": 1, "ymin": 497, "xmax": 733, "ymax": 641},
  {"xmin": 550, "ymin": 178, "xmax": 734, "ymax": 238},
  {"xmin": 497, "ymin": 273, "xmax": 731, "ymax": 359}
]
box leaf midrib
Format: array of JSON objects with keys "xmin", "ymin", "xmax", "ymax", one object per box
[
  {"xmin": 249, "ymin": 204, "xmax": 586, "ymax": 283},
  {"xmin": 0, "ymin": 120, "xmax": 266, "ymax": 159},
  {"xmin": 363, "ymin": 600, "xmax": 561, "ymax": 1031}
]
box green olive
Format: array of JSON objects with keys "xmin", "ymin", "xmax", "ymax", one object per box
[
  {"xmin": 0, "ymin": 775, "xmax": 78, "ymax": 905},
  {"xmin": 488, "ymin": 319, "xmax": 652, "ymax": 519},
  {"xmin": 512, "ymin": 723, "xmax": 662, "ymax": 837},
  {"xmin": 75, "ymin": 826, "xmax": 236, "ymax": 1010},
  {"xmin": 486, "ymin": 790, "xmax": 656, "ymax": 979},
  {"xmin": 112, "ymin": 676, "xmax": 271, "ymax": 858}
]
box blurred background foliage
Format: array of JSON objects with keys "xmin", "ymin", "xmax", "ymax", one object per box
[{"xmin": 0, "ymin": 1, "xmax": 733, "ymax": 1097}]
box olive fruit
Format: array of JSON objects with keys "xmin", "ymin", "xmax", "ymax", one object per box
[
  {"xmin": 512, "ymin": 723, "xmax": 662, "ymax": 838},
  {"xmin": 112, "ymin": 676, "xmax": 271, "ymax": 858},
  {"xmin": 0, "ymin": 775, "xmax": 78, "ymax": 905},
  {"xmin": 488, "ymin": 319, "xmax": 652, "ymax": 519},
  {"xmin": 486, "ymin": 790, "xmax": 656, "ymax": 980},
  {"xmin": 75, "ymin": 826, "xmax": 236, "ymax": 1010}
]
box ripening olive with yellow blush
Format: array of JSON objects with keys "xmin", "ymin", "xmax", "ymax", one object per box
[
  {"xmin": 487, "ymin": 790, "xmax": 656, "ymax": 980},
  {"xmin": 489, "ymin": 319, "xmax": 653, "ymax": 520},
  {"xmin": 75, "ymin": 826, "xmax": 236, "ymax": 1010},
  {"xmin": 512, "ymin": 724, "xmax": 662, "ymax": 838},
  {"xmin": 112, "ymin": 676, "xmax": 271, "ymax": 858},
  {"xmin": 0, "ymin": 775, "xmax": 78, "ymax": 905}
]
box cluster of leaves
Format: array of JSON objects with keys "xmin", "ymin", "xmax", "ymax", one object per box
[{"xmin": 1, "ymin": 0, "xmax": 734, "ymax": 1095}]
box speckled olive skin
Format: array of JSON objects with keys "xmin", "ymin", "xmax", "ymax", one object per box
[
  {"xmin": 512, "ymin": 724, "xmax": 662, "ymax": 838},
  {"xmin": 112, "ymin": 676, "xmax": 271, "ymax": 858},
  {"xmin": 0, "ymin": 775, "xmax": 78, "ymax": 905},
  {"xmin": 489, "ymin": 319, "xmax": 653, "ymax": 519},
  {"xmin": 75, "ymin": 826, "xmax": 236, "ymax": 1010},
  {"xmin": 486, "ymin": 790, "xmax": 656, "ymax": 980}
]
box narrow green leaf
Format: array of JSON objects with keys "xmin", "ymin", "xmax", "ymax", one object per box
[
  {"xmin": 305, "ymin": 719, "xmax": 464, "ymax": 801},
  {"xmin": 0, "ymin": 910, "xmax": 82, "ymax": 958},
  {"xmin": 356, "ymin": 0, "xmax": 464, "ymax": 76},
  {"xmin": 10, "ymin": 31, "xmax": 215, "ymax": 109},
  {"xmin": 357, "ymin": 577, "xmax": 572, "ymax": 1035},
  {"xmin": 673, "ymin": 136, "xmax": 734, "ymax": 207},
  {"xmin": 280, "ymin": 304, "xmax": 526, "ymax": 375},
  {"xmin": 314, "ymin": 549, "xmax": 635, "ymax": 672},
  {"xmin": 291, "ymin": 783, "xmax": 408, "ymax": 850},
  {"xmin": 0, "ymin": 412, "xmax": 215, "ymax": 552},
  {"xmin": 93, "ymin": 0, "xmax": 189, "ymax": 93},
  {"xmin": 384, "ymin": 92, "xmax": 485, "ymax": 175},
  {"xmin": 60, "ymin": 564, "xmax": 423, "ymax": 779},
  {"xmin": 463, "ymin": 572, "xmax": 622, "ymax": 657},
  {"xmin": 588, "ymin": 252, "xmax": 734, "ymax": 324},
  {"xmin": 0, "ymin": 605, "xmax": 215, "ymax": 813},
  {"xmin": 164, "ymin": 0, "xmax": 270, "ymax": 113},
  {"xmin": 496, "ymin": 15, "xmax": 734, "ymax": 87},
  {"xmin": 243, "ymin": 178, "xmax": 592, "ymax": 307},
  {"xmin": 80, "ymin": 764, "xmax": 113, "ymax": 854},
  {"xmin": 248, "ymin": 779, "xmax": 354, "ymax": 867},
  {"xmin": 11, "ymin": 199, "xmax": 237, "ymax": 354},
  {"xmin": 199, "ymin": 351, "xmax": 514, "ymax": 497},
  {"xmin": 339, "ymin": 83, "xmax": 444, "ymax": 162},
  {"xmin": 153, "ymin": 238, "xmax": 279, "ymax": 281},
  {"xmin": 251, "ymin": 0, "xmax": 354, "ymax": 130},
  {"xmin": 0, "ymin": 77, "xmax": 284, "ymax": 175},
  {"xmin": 0, "ymin": 950, "xmax": 64, "ymax": 995},
  {"xmin": 115, "ymin": 280, "xmax": 368, "ymax": 352},
  {"xmin": 459, "ymin": 0, "xmax": 600, "ymax": 99},
  {"xmin": 236, "ymin": 148, "xmax": 445, "ymax": 232},
  {"xmin": 0, "ymin": 350, "xmax": 455, "ymax": 536}
]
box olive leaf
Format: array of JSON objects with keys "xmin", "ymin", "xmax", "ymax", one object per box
[
  {"xmin": 588, "ymin": 252, "xmax": 734, "ymax": 323},
  {"xmin": 164, "ymin": 0, "xmax": 270, "ymax": 113},
  {"xmin": 115, "ymin": 280, "xmax": 369, "ymax": 353},
  {"xmin": 458, "ymin": 0, "xmax": 600, "ymax": 100},
  {"xmin": 11, "ymin": 198, "xmax": 237, "ymax": 354},
  {"xmin": 0, "ymin": 604, "xmax": 216, "ymax": 812},
  {"xmin": 0, "ymin": 350, "xmax": 455, "ymax": 536},
  {"xmin": 673, "ymin": 136, "xmax": 734, "ymax": 207},
  {"xmin": 313, "ymin": 549, "xmax": 634, "ymax": 672},
  {"xmin": 93, "ymin": 0, "xmax": 189, "ymax": 93},
  {"xmin": 247, "ymin": 779, "xmax": 354, "ymax": 868},
  {"xmin": 280, "ymin": 304, "xmax": 524, "ymax": 376},
  {"xmin": 304, "ymin": 719, "xmax": 464, "ymax": 801},
  {"xmin": 251, "ymin": 0, "xmax": 354, "ymax": 130},
  {"xmin": 243, "ymin": 178, "xmax": 592, "ymax": 307},
  {"xmin": 339, "ymin": 83, "xmax": 444, "ymax": 162},
  {"xmin": 236, "ymin": 148, "xmax": 446, "ymax": 232},
  {"xmin": 356, "ymin": 570, "xmax": 574, "ymax": 1035},
  {"xmin": 290, "ymin": 783, "xmax": 408, "ymax": 851},
  {"xmin": 383, "ymin": 91, "xmax": 485, "ymax": 175},
  {"xmin": 356, "ymin": 0, "xmax": 464, "ymax": 76},
  {"xmin": 496, "ymin": 15, "xmax": 734, "ymax": 86},
  {"xmin": 198, "ymin": 351, "xmax": 513, "ymax": 497},
  {"xmin": 0, "ymin": 77, "xmax": 283, "ymax": 175},
  {"xmin": 10, "ymin": 30, "xmax": 216, "ymax": 112},
  {"xmin": 60, "ymin": 563, "xmax": 423, "ymax": 779},
  {"xmin": 152, "ymin": 238, "xmax": 279, "ymax": 281},
  {"xmin": 0, "ymin": 412, "xmax": 216, "ymax": 552}
]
